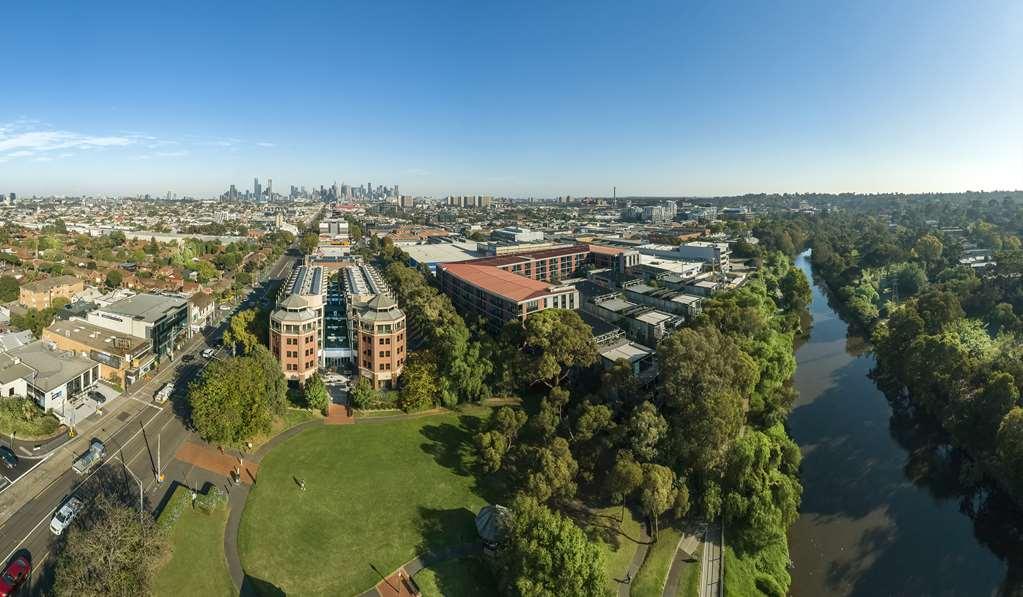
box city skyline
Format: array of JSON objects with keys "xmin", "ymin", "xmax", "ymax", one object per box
[{"xmin": 2, "ymin": 1, "xmax": 1022, "ymax": 197}]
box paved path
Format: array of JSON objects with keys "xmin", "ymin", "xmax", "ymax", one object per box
[
  {"xmin": 699, "ymin": 523, "xmax": 723, "ymax": 597},
  {"xmin": 662, "ymin": 533, "xmax": 700, "ymax": 597},
  {"xmin": 618, "ymin": 518, "xmax": 653, "ymax": 596},
  {"xmin": 223, "ymin": 418, "xmax": 325, "ymax": 590}
]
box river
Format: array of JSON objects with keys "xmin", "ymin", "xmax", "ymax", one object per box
[{"xmin": 787, "ymin": 250, "xmax": 1015, "ymax": 596}]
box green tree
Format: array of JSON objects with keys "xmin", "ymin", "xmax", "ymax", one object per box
[
  {"xmin": 511, "ymin": 436, "xmax": 578, "ymax": 503},
  {"xmin": 623, "ymin": 401, "xmax": 667, "ymax": 462},
  {"xmin": 105, "ymin": 269, "xmax": 123, "ymax": 288},
  {"xmin": 639, "ymin": 463, "xmax": 676, "ymax": 538},
  {"xmin": 605, "ymin": 451, "xmax": 644, "ymax": 504},
  {"xmin": 998, "ymin": 407, "xmax": 1023, "ymax": 497},
  {"xmin": 304, "ymin": 374, "xmax": 330, "ymax": 415},
  {"xmin": 52, "ymin": 494, "xmax": 167, "ymax": 597},
  {"xmin": 506, "ymin": 309, "xmax": 598, "ymax": 388},
  {"xmin": 498, "ymin": 496, "xmax": 608, "ymax": 597},
  {"xmin": 658, "ymin": 326, "xmax": 754, "ymax": 475},
  {"xmin": 914, "ymin": 234, "xmax": 944, "ymax": 266},
  {"xmin": 300, "ymin": 232, "xmax": 319, "ymax": 255},
  {"xmin": 222, "ymin": 309, "xmax": 259, "ymax": 355},
  {"xmin": 349, "ymin": 377, "xmax": 375, "ymax": 409},
  {"xmin": 398, "ymin": 351, "xmax": 440, "ymax": 412},
  {"xmin": 188, "ymin": 346, "xmax": 286, "ymax": 446},
  {"xmin": 0, "ymin": 275, "xmax": 19, "ymax": 302}
]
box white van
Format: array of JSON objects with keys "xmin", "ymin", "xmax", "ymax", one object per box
[{"xmin": 154, "ymin": 383, "xmax": 173, "ymax": 404}]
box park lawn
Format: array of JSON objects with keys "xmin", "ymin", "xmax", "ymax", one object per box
[
  {"xmin": 238, "ymin": 408, "xmax": 496, "ymax": 596},
  {"xmin": 413, "ymin": 555, "xmax": 497, "ymax": 596},
  {"xmin": 587, "ymin": 506, "xmax": 644, "ymax": 595},
  {"xmin": 0, "ymin": 398, "xmax": 60, "ymax": 439},
  {"xmin": 632, "ymin": 525, "xmax": 684, "ymax": 597},
  {"xmin": 152, "ymin": 487, "xmax": 234, "ymax": 597},
  {"xmin": 247, "ymin": 408, "xmax": 320, "ymax": 448}
]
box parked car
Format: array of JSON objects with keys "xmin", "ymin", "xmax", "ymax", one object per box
[
  {"xmin": 50, "ymin": 497, "xmax": 84, "ymax": 535},
  {"xmin": 0, "ymin": 555, "xmax": 30, "ymax": 597},
  {"xmin": 201, "ymin": 348, "xmax": 215, "ymax": 359},
  {"xmin": 88, "ymin": 390, "xmax": 107, "ymax": 405},
  {"xmin": 0, "ymin": 446, "xmax": 17, "ymax": 470}
]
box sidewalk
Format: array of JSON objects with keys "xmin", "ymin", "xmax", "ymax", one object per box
[{"xmin": 0, "ymin": 332, "xmax": 207, "ymax": 527}]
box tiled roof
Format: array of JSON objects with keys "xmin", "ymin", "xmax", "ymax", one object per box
[{"xmin": 441, "ymin": 263, "xmax": 568, "ymax": 302}]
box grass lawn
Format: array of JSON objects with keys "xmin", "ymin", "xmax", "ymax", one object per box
[
  {"xmin": 583, "ymin": 506, "xmax": 644, "ymax": 595},
  {"xmin": 0, "ymin": 398, "xmax": 60, "ymax": 439},
  {"xmin": 632, "ymin": 524, "xmax": 684, "ymax": 597},
  {"xmin": 238, "ymin": 408, "xmax": 498, "ymax": 596},
  {"xmin": 413, "ymin": 555, "xmax": 497, "ymax": 596},
  {"xmin": 152, "ymin": 486, "xmax": 234, "ymax": 597},
  {"xmin": 247, "ymin": 408, "xmax": 320, "ymax": 448}
]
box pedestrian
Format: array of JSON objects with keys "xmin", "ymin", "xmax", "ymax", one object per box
[
  {"xmin": 299, "ymin": 478, "xmax": 306, "ymax": 491},
  {"xmin": 624, "ymin": 571, "xmax": 631, "ymax": 584}
]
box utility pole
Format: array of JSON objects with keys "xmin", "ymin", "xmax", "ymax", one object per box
[{"xmin": 157, "ymin": 434, "xmax": 164, "ymax": 483}]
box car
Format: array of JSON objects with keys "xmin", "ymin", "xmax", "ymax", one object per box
[
  {"xmin": 201, "ymin": 348, "xmax": 215, "ymax": 359},
  {"xmin": 88, "ymin": 390, "xmax": 107, "ymax": 405},
  {"xmin": 0, "ymin": 446, "xmax": 17, "ymax": 470},
  {"xmin": 0, "ymin": 555, "xmax": 30, "ymax": 597},
  {"xmin": 181, "ymin": 354, "xmax": 195, "ymax": 363},
  {"xmin": 50, "ymin": 497, "xmax": 84, "ymax": 535},
  {"xmin": 154, "ymin": 383, "xmax": 173, "ymax": 405}
]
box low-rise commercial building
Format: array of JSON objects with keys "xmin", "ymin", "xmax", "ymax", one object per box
[
  {"xmin": 43, "ymin": 319, "xmax": 153, "ymax": 387},
  {"xmin": 0, "ymin": 340, "xmax": 100, "ymax": 423}
]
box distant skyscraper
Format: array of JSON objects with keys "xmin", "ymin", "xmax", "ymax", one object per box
[
  {"xmin": 267, "ymin": 177, "xmax": 273, "ymax": 200},
  {"xmin": 367, "ymin": 182, "xmax": 372, "ymax": 198},
  {"xmin": 253, "ymin": 177, "xmax": 261, "ymax": 201}
]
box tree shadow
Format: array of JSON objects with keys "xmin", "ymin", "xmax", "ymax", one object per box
[
  {"xmin": 239, "ymin": 574, "xmax": 285, "ymax": 597},
  {"xmin": 419, "ymin": 417, "xmax": 508, "ymax": 503},
  {"xmin": 415, "ymin": 506, "xmax": 479, "ymax": 556}
]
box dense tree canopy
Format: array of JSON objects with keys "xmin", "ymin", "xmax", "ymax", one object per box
[{"xmin": 188, "ymin": 345, "xmax": 286, "ymax": 445}]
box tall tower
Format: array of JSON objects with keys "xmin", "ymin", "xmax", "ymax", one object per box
[{"xmin": 254, "ymin": 177, "xmax": 262, "ymax": 201}]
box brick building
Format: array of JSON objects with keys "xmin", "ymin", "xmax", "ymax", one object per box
[{"xmin": 19, "ymin": 275, "xmax": 84, "ymax": 309}]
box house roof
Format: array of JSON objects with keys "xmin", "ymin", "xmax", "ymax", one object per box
[
  {"xmin": 441, "ymin": 262, "xmax": 569, "ymax": 302},
  {"xmin": 100, "ymin": 293, "xmax": 187, "ymax": 323}
]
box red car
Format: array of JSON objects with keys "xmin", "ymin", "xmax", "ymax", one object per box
[{"xmin": 0, "ymin": 556, "xmax": 30, "ymax": 597}]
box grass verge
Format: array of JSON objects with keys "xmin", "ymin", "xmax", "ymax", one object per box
[
  {"xmin": 632, "ymin": 525, "xmax": 684, "ymax": 597},
  {"xmin": 152, "ymin": 486, "xmax": 234, "ymax": 597}
]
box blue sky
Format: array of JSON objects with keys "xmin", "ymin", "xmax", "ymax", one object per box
[{"xmin": 1, "ymin": 1, "xmax": 1021, "ymax": 197}]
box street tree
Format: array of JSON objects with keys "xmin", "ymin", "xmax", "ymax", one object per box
[{"xmin": 52, "ymin": 494, "xmax": 166, "ymax": 597}]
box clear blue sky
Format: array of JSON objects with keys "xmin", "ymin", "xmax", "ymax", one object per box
[{"xmin": 2, "ymin": 0, "xmax": 1021, "ymax": 197}]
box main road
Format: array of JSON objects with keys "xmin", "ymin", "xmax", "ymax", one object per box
[{"xmin": 0, "ymin": 244, "xmax": 301, "ymax": 594}]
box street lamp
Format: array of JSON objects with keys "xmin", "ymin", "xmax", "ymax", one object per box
[{"xmin": 120, "ymin": 459, "xmax": 144, "ymax": 525}]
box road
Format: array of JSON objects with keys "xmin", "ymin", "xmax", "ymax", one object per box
[{"xmin": 0, "ymin": 245, "xmax": 301, "ymax": 595}]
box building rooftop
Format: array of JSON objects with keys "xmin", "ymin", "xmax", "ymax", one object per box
[
  {"xmin": 596, "ymin": 297, "xmax": 635, "ymax": 313},
  {"xmin": 600, "ymin": 340, "xmax": 654, "ymax": 364},
  {"xmin": 9, "ymin": 340, "xmax": 97, "ymax": 392},
  {"xmin": 21, "ymin": 275, "xmax": 81, "ymax": 293},
  {"xmin": 403, "ymin": 242, "xmax": 479, "ymax": 266},
  {"xmin": 101, "ymin": 293, "xmax": 187, "ymax": 323},
  {"xmin": 635, "ymin": 310, "xmax": 675, "ymax": 325},
  {"xmin": 47, "ymin": 319, "xmax": 150, "ymax": 356},
  {"xmin": 441, "ymin": 262, "xmax": 570, "ymax": 302}
]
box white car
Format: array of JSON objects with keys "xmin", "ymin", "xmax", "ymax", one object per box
[
  {"xmin": 50, "ymin": 497, "xmax": 84, "ymax": 535},
  {"xmin": 201, "ymin": 348, "xmax": 215, "ymax": 359}
]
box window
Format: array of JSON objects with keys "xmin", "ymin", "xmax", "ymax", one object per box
[{"xmin": 378, "ymin": 338, "xmax": 385, "ymax": 345}]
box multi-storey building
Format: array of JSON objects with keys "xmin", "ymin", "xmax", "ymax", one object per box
[
  {"xmin": 341, "ymin": 263, "xmax": 406, "ymax": 390},
  {"xmin": 19, "ymin": 275, "xmax": 84, "ymax": 309},
  {"xmin": 85, "ymin": 293, "xmax": 188, "ymax": 362},
  {"xmin": 269, "ymin": 265, "xmax": 325, "ymax": 382},
  {"xmin": 437, "ymin": 261, "xmax": 579, "ymax": 331}
]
